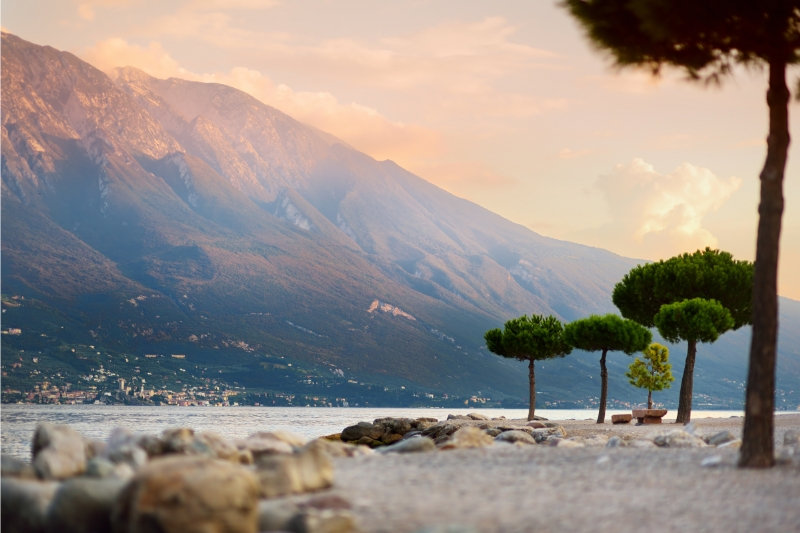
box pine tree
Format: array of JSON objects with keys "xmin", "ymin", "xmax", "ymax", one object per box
[{"xmin": 627, "ymin": 343, "xmax": 674, "ymax": 409}]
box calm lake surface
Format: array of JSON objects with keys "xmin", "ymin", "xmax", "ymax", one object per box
[{"xmin": 0, "ymin": 404, "xmax": 747, "ymax": 460}]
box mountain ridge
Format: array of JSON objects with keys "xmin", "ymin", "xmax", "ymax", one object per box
[{"xmin": 2, "ymin": 31, "xmax": 798, "ymax": 409}]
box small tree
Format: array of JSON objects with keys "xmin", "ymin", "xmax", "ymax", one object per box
[
  {"xmin": 563, "ymin": 314, "xmax": 652, "ymax": 423},
  {"xmin": 627, "ymin": 343, "xmax": 674, "ymax": 409},
  {"xmin": 485, "ymin": 314, "xmax": 571, "ymax": 420},
  {"xmin": 655, "ymin": 298, "xmax": 735, "ymax": 423}
]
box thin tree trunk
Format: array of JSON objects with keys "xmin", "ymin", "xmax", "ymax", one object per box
[
  {"xmin": 597, "ymin": 349, "xmax": 608, "ymax": 424},
  {"xmin": 527, "ymin": 358, "xmax": 536, "ymax": 421},
  {"xmin": 740, "ymin": 57, "xmax": 789, "ymax": 468},
  {"xmin": 647, "ymin": 389, "xmax": 653, "ymax": 410},
  {"xmin": 676, "ymin": 339, "xmax": 697, "ymax": 424}
]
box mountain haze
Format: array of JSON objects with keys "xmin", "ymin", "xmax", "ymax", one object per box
[{"xmin": 2, "ymin": 32, "xmax": 798, "ymax": 409}]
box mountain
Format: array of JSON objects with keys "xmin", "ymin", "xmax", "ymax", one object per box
[{"xmin": 2, "ymin": 32, "xmax": 799, "ymax": 409}]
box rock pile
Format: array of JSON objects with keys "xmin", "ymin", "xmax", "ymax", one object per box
[
  {"xmin": 4, "ymin": 414, "xmax": 798, "ymax": 532},
  {"xmin": 1, "ymin": 422, "xmax": 356, "ymax": 533}
]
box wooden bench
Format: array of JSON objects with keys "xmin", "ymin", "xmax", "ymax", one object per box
[{"xmin": 631, "ymin": 409, "xmax": 668, "ymax": 424}]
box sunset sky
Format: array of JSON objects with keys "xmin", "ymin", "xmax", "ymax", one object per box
[{"xmin": 3, "ymin": 1, "xmax": 799, "ymax": 299}]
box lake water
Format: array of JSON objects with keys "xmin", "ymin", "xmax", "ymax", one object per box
[{"xmin": 0, "ymin": 404, "xmax": 747, "ymax": 460}]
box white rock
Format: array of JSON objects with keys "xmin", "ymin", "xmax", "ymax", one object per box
[
  {"xmin": 554, "ymin": 439, "xmax": 584, "ymax": 449},
  {"xmin": 654, "ymin": 430, "xmax": 707, "ymax": 448},
  {"xmin": 700, "ymin": 455, "xmax": 724, "ymax": 468}
]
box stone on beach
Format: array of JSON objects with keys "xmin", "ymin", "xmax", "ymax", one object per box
[
  {"xmin": 438, "ymin": 426, "xmax": 494, "ymax": 449},
  {"xmin": 306, "ymin": 437, "xmax": 374, "ymax": 458},
  {"xmin": 237, "ymin": 431, "xmax": 298, "ymax": 457},
  {"xmin": 377, "ymin": 435, "xmax": 437, "ymax": 454},
  {"xmin": 704, "ymin": 430, "xmax": 738, "ymax": 447},
  {"xmin": 340, "ymin": 421, "xmax": 384, "ymax": 446},
  {"xmin": 494, "ymin": 430, "xmax": 537, "ymax": 445},
  {"xmin": 32, "ymin": 422, "xmax": 90, "ymax": 480},
  {"xmin": 258, "ymin": 497, "xmax": 360, "ymax": 533},
  {"xmin": 112, "ymin": 455, "xmax": 260, "ymax": 533},
  {"xmin": 46, "ymin": 477, "xmax": 127, "ymax": 533},
  {"xmin": 254, "ymin": 442, "xmax": 334, "ymax": 498},
  {"xmin": 531, "ymin": 426, "xmax": 567, "ymax": 443},
  {"xmin": 653, "ymin": 430, "xmax": 707, "ymax": 448},
  {"xmin": 1, "ymin": 477, "xmax": 60, "ymax": 533}
]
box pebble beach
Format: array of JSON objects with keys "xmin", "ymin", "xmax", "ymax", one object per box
[
  {"xmin": 2, "ymin": 412, "xmax": 799, "ymax": 533},
  {"xmin": 322, "ymin": 414, "xmax": 800, "ymax": 533}
]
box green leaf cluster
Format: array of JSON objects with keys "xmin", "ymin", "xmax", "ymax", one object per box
[
  {"xmin": 562, "ymin": 314, "xmax": 652, "ymax": 354},
  {"xmin": 484, "ymin": 314, "xmax": 571, "ymax": 363},
  {"xmin": 654, "ymin": 298, "xmax": 735, "ymax": 345},
  {"xmin": 626, "ymin": 343, "xmax": 674, "ymax": 393},
  {"xmin": 612, "ymin": 248, "xmax": 753, "ymax": 328}
]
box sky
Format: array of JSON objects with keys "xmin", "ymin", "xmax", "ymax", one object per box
[{"xmin": 2, "ymin": 1, "xmax": 799, "ymax": 300}]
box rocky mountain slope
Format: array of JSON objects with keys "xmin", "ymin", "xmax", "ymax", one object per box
[{"xmin": 2, "ymin": 32, "xmax": 798, "ymax": 408}]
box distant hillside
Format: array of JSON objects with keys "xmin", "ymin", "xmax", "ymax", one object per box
[{"xmin": 2, "ymin": 32, "xmax": 798, "ymax": 409}]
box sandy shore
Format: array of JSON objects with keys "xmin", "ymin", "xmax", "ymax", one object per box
[{"xmin": 313, "ymin": 414, "xmax": 800, "ymax": 533}]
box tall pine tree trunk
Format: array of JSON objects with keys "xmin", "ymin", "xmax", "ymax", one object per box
[
  {"xmin": 597, "ymin": 349, "xmax": 608, "ymax": 424},
  {"xmin": 647, "ymin": 389, "xmax": 653, "ymax": 410},
  {"xmin": 676, "ymin": 339, "xmax": 697, "ymax": 424},
  {"xmin": 740, "ymin": 56, "xmax": 789, "ymax": 468},
  {"xmin": 527, "ymin": 359, "xmax": 536, "ymax": 421}
]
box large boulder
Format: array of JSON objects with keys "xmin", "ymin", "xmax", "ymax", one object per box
[
  {"xmin": 32, "ymin": 423, "xmax": 89, "ymax": 480},
  {"xmin": 112, "ymin": 455, "xmax": 260, "ymax": 533},
  {"xmin": 438, "ymin": 427, "xmax": 494, "ymax": 450},
  {"xmin": 46, "ymin": 477, "xmax": 127, "ymax": 533},
  {"xmin": 1, "ymin": 478, "xmax": 60, "ymax": 533},
  {"xmin": 340, "ymin": 422, "xmax": 384, "ymax": 445},
  {"xmin": 254, "ymin": 443, "xmax": 334, "ymax": 499}
]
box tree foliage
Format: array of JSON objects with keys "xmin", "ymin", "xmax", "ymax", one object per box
[
  {"xmin": 655, "ymin": 298, "xmax": 735, "ymax": 345},
  {"xmin": 562, "ymin": 0, "xmax": 800, "ymax": 79},
  {"xmin": 627, "ymin": 343, "xmax": 674, "ymax": 409},
  {"xmin": 484, "ymin": 314, "xmax": 571, "ymax": 420},
  {"xmin": 563, "ymin": 314, "xmax": 652, "ymax": 423},
  {"xmin": 562, "ymin": 0, "xmax": 800, "ymax": 470},
  {"xmin": 612, "ymin": 248, "xmax": 753, "ymax": 328}
]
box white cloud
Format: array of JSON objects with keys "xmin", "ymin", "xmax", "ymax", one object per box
[
  {"xmin": 586, "ymin": 158, "xmax": 742, "ymax": 259},
  {"xmin": 84, "ymin": 38, "xmax": 189, "ymax": 79}
]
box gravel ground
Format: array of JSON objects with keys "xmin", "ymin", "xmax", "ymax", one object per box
[{"xmin": 319, "ymin": 414, "xmax": 800, "ymax": 533}]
